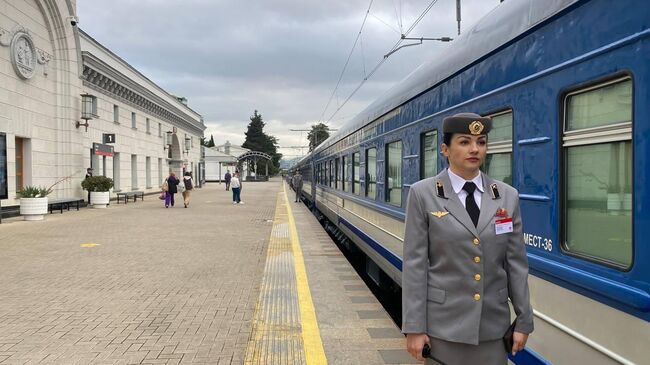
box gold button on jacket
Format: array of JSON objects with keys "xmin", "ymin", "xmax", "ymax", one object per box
[
  {"xmin": 474, "ymin": 274, "xmax": 481, "ymax": 281},
  {"xmin": 474, "ymin": 294, "xmax": 481, "ymax": 301}
]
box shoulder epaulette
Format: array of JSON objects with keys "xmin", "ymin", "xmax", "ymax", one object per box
[
  {"xmin": 490, "ymin": 183, "xmax": 500, "ymax": 199},
  {"xmin": 436, "ymin": 180, "xmax": 447, "ymax": 199}
]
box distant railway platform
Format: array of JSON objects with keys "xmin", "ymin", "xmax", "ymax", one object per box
[{"xmin": 0, "ymin": 179, "xmax": 412, "ymax": 364}]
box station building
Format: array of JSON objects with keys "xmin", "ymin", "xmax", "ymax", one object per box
[
  {"xmin": 204, "ymin": 141, "xmax": 250, "ymax": 182},
  {"xmin": 0, "ymin": 0, "xmax": 205, "ymax": 211}
]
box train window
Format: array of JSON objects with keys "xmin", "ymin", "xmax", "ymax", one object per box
[
  {"xmin": 562, "ymin": 77, "xmax": 632, "ymax": 268},
  {"xmin": 328, "ymin": 160, "xmax": 336, "ymax": 188},
  {"xmin": 481, "ymin": 110, "xmax": 513, "ymax": 185},
  {"xmin": 325, "ymin": 161, "xmax": 330, "ymax": 187},
  {"xmin": 341, "ymin": 155, "xmax": 347, "ymax": 192},
  {"xmin": 353, "ymin": 152, "xmax": 360, "ymax": 195},
  {"xmin": 386, "ymin": 140, "xmax": 403, "ymax": 206},
  {"xmin": 335, "ymin": 158, "xmax": 340, "ymax": 190},
  {"xmin": 366, "ymin": 148, "xmax": 377, "ymax": 199},
  {"xmin": 421, "ymin": 130, "xmax": 438, "ymax": 179}
]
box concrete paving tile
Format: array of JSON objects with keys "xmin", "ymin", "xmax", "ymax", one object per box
[
  {"xmin": 350, "ymin": 296, "xmax": 378, "ymax": 303},
  {"xmin": 379, "ymin": 349, "xmax": 420, "ymax": 364},
  {"xmin": 367, "ymin": 327, "xmax": 404, "ymax": 339},
  {"xmin": 344, "ymin": 284, "xmax": 369, "ymax": 291},
  {"xmin": 357, "ymin": 310, "xmax": 388, "ymax": 319},
  {"xmin": 0, "ymin": 183, "xmax": 276, "ymax": 365}
]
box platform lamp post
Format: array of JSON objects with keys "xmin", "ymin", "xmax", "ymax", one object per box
[{"xmin": 76, "ymin": 93, "xmax": 97, "ymax": 131}]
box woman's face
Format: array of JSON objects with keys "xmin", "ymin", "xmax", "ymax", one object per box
[{"xmin": 441, "ymin": 134, "xmax": 487, "ymax": 176}]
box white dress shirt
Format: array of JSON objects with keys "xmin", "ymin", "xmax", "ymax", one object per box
[{"xmin": 447, "ymin": 168, "xmax": 484, "ymax": 208}]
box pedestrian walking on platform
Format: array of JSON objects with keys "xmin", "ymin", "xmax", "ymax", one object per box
[
  {"xmin": 224, "ymin": 170, "xmax": 232, "ymax": 191},
  {"xmin": 402, "ymin": 113, "xmax": 533, "ymax": 365},
  {"xmin": 164, "ymin": 172, "xmax": 180, "ymax": 208},
  {"xmin": 182, "ymin": 172, "xmax": 194, "ymax": 208},
  {"xmin": 231, "ymin": 171, "xmax": 242, "ymax": 204},
  {"xmin": 291, "ymin": 171, "xmax": 303, "ymax": 203}
]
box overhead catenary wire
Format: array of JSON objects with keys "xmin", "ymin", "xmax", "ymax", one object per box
[
  {"xmin": 318, "ymin": 0, "xmax": 375, "ymax": 124},
  {"xmin": 370, "ymin": 13, "xmax": 401, "ymax": 34},
  {"xmin": 324, "ymin": 0, "xmax": 442, "ymax": 123},
  {"xmin": 392, "ymin": 0, "xmax": 403, "ymax": 33}
]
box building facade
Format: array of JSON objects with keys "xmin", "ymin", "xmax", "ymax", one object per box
[{"xmin": 0, "ymin": 0, "xmax": 205, "ymax": 210}]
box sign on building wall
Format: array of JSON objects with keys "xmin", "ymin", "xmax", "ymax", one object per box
[
  {"xmin": 93, "ymin": 143, "xmax": 114, "ymax": 157},
  {"xmin": 103, "ymin": 134, "xmax": 115, "ymax": 144},
  {"xmin": 0, "ymin": 134, "xmax": 7, "ymax": 199}
]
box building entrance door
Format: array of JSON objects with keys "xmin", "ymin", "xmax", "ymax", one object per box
[{"xmin": 15, "ymin": 137, "xmax": 24, "ymax": 192}]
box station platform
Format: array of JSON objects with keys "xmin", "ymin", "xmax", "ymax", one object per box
[{"xmin": 0, "ymin": 179, "xmax": 414, "ymax": 364}]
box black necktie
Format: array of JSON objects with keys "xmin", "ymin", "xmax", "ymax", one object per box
[{"xmin": 463, "ymin": 182, "xmax": 480, "ymax": 227}]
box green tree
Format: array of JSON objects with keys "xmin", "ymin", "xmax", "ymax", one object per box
[
  {"xmin": 201, "ymin": 135, "xmax": 215, "ymax": 147},
  {"xmin": 307, "ymin": 123, "xmax": 331, "ymax": 151},
  {"xmin": 242, "ymin": 110, "xmax": 282, "ymax": 175}
]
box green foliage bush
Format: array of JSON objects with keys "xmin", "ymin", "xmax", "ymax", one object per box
[
  {"xmin": 17, "ymin": 186, "xmax": 52, "ymax": 198},
  {"xmin": 81, "ymin": 176, "xmax": 114, "ymax": 192}
]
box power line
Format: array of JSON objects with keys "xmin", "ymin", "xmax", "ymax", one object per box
[
  {"xmin": 392, "ymin": 0, "xmax": 403, "ymax": 33},
  {"xmin": 318, "ymin": 0, "xmax": 375, "ymax": 124},
  {"xmin": 324, "ymin": 0, "xmax": 442, "ymax": 123},
  {"xmin": 369, "ymin": 13, "xmax": 401, "ymax": 34}
]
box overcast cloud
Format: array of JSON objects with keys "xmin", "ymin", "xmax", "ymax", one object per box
[{"xmin": 78, "ymin": 0, "xmax": 500, "ymax": 160}]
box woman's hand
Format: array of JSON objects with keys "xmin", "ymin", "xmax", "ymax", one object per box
[
  {"xmin": 406, "ymin": 333, "xmax": 430, "ymax": 361},
  {"xmin": 511, "ymin": 331, "xmax": 529, "ymax": 356}
]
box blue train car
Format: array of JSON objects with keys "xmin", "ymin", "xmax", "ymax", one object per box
[{"xmin": 294, "ymin": 0, "xmax": 649, "ymax": 363}]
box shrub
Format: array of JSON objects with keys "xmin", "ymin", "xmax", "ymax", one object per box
[
  {"xmin": 81, "ymin": 176, "xmax": 114, "ymax": 192},
  {"xmin": 17, "ymin": 186, "xmax": 52, "ymax": 198}
]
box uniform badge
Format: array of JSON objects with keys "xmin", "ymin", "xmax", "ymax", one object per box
[
  {"xmin": 495, "ymin": 208, "xmax": 508, "ymax": 217},
  {"xmin": 469, "ymin": 121, "xmax": 485, "ymax": 135},
  {"xmin": 431, "ymin": 211, "xmax": 449, "ymax": 218}
]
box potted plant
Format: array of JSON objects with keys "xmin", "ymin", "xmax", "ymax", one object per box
[
  {"xmin": 17, "ymin": 186, "xmax": 51, "ymax": 221},
  {"xmin": 81, "ymin": 176, "xmax": 114, "ymax": 208}
]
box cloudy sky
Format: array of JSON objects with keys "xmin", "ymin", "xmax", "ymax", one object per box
[{"xmin": 78, "ymin": 0, "xmax": 500, "ymax": 161}]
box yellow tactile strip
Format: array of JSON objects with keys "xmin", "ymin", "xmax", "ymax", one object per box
[{"xmin": 244, "ymin": 187, "xmax": 327, "ymax": 364}]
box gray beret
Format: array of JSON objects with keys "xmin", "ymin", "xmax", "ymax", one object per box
[{"xmin": 442, "ymin": 112, "xmax": 492, "ymax": 135}]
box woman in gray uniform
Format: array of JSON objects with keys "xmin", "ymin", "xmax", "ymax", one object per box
[{"xmin": 402, "ymin": 113, "xmax": 533, "ymax": 364}]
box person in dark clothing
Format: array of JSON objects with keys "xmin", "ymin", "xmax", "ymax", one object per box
[
  {"xmin": 291, "ymin": 171, "xmax": 303, "ymax": 202},
  {"xmin": 85, "ymin": 167, "xmax": 93, "ymax": 204},
  {"xmin": 164, "ymin": 172, "xmax": 180, "ymax": 208},
  {"xmin": 182, "ymin": 171, "xmax": 194, "ymax": 208},
  {"xmin": 224, "ymin": 170, "xmax": 232, "ymax": 191}
]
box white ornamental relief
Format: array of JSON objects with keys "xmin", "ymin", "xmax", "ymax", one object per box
[{"xmin": 11, "ymin": 30, "xmax": 36, "ymax": 79}]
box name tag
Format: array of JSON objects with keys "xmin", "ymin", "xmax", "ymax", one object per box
[{"xmin": 495, "ymin": 218, "xmax": 513, "ymax": 235}]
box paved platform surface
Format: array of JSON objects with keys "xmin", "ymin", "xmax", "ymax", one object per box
[{"xmin": 0, "ymin": 179, "xmax": 413, "ymax": 364}]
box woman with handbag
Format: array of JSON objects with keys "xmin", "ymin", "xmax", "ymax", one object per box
[{"xmin": 163, "ymin": 172, "xmax": 180, "ymax": 208}]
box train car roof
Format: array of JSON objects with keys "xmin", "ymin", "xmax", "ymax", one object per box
[{"xmin": 314, "ymin": 0, "xmax": 580, "ymax": 154}]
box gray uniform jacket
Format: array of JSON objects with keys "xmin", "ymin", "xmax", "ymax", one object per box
[
  {"xmin": 401, "ymin": 170, "xmax": 533, "ymax": 345},
  {"xmin": 292, "ymin": 174, "xmax": 303, "ymax": 189}
]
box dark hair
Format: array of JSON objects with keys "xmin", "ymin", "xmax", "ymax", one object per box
[{"xmin": 443, "ymin": 133, "xmax": 453, "ymax": 146}]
